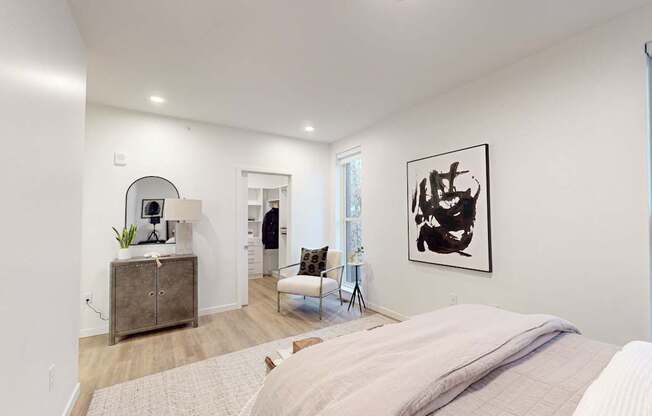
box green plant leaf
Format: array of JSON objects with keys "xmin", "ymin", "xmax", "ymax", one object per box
[{"xmin": 113, "ymin": 225, "xmax": 135, "ymax": 248}]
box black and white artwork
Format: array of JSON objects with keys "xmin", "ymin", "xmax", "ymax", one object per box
[
  {"xmin": 141, "ymin": 198, "xmax": 164, "ymax": 218},
  {"xmin": 407, "ymin": 144, "xmax": 492, "ymax": 272}
]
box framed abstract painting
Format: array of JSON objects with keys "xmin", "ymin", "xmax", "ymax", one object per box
[{"xmin": 406, "ymin": 144, "xmax": 492, "ymax": 272}]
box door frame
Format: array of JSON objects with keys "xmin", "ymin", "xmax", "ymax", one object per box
[{"xmin": 235, "ymin": 166, "xmax": 292, "ymax": 307}]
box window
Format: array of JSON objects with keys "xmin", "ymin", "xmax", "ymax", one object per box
[{"xmin": 337, "ymin": 150, "xmax": 362, "ymax": 288}]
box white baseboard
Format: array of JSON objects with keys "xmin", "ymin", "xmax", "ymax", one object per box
[
  {"xmin": 338, "ymin": 290, "xmax": 408, "ymax": 322},
  {"xmin": 79, "ymin": 324, "xmax": 109, "ymax": 338},
  {"xmin": 62, "ymin": 382, "xmax": 80, "ymax": 416},
  {"xmin": 199, "ymin": 303, "xmax": 240, "ymax": 316},
  {"xmin": 79, "ymin": 303, "xmax": 241, "ymax": 338},
  {"xmin": 366, "ymin": 302, "xmax": 409, "ymax": 322}
]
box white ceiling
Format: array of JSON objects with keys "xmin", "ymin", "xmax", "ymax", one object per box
[{"xmin": 69, "ymin": 0, "xmax": 650, "ymax": 142}]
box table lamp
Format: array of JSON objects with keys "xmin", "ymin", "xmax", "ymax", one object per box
[{"xmin": 164, "ymin": 198, "xmax": 202, "ymax": 255}]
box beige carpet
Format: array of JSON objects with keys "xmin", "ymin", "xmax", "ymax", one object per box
[{"xmin": 87, "ymin": 314, "xmax": 393, "ymax": 416}]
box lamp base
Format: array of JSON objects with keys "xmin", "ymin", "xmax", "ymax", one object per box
[{"xmin": 175, "ymin": 222, "xmax": 193, "ymax": 255}]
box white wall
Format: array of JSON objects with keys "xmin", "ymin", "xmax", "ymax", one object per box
[
  {"xmin": 331, "ymin": 5, "xmax": 652, "ymax": 345},
  {"xmin": 0, "ymin": 1, "xmax": 86, "ymax": 415},
  {"xmin": 81, "ymin": 104, "xmax": 330, "ymax": 335}
]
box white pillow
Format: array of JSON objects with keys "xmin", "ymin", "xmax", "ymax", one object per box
[{"xmin": 574, "ymin": 341, "xmax": 652, "ymax": 416}]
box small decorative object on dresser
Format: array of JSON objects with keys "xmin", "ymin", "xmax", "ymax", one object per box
[
  {"xmin": 112, "ymin": 224, "xmax": 137, "ymax": 260},
  {"xmin": 109, "ymin": 254, "xmax": 198, "ymax": 345}
]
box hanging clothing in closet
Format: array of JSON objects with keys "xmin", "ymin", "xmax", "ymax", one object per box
[{"xmin": 262, "ymin": 207, "xmax": 279, "ymax": 249}]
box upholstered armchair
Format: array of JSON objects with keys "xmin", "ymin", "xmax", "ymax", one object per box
[{"xmin": 276, "ymin": 249, "xmax": 345, "ymax": 320}]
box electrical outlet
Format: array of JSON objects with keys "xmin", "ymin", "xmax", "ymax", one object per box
[
  {"xmin": 48, "ymin": 364, "xmax": 55, "ymax": 392},
  {"xmin": 449, "ymin": 293, "xmax": 458, "ymax": 306},
  {"xmin": 82, "ymin": 292, "xmax": 93, "ymax": 303}
]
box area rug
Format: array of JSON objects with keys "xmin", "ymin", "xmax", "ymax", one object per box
[{"xmin": 87, "ymin": 314, "xmax": 393, "ymax": 416}]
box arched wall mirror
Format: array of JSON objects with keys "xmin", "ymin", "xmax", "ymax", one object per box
[{"xmin": 125, "ymin": 176, "xmax": 180, "ymax": 245}]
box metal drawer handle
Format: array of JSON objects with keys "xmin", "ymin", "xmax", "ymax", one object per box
[
  {"xmin": 148, "ymin": 291, "xmax": 155, "ymax": 297},
  {"xmin": 159, "ymin": 290, "xmax": 166, "ymax": 296}
]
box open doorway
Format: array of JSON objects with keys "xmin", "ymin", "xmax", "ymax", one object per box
[{"xmin": 237, "ymin": 169, "xmax": 291, "ymax": 306}]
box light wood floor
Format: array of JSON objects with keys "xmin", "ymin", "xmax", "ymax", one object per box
[{"xmin": 71, "ymin": 276, "xmax": 373, "ymax": 415}]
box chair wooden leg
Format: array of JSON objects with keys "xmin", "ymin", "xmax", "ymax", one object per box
[
  {"xmin": 319, "ymin": 296, "xmax": 323, "ymax": 320},
  {"xmin": 339, "ymin": 289, "xmax": 343, "ymax": 305},
  {"xmin": 277, "ymin": 291, "xmax": 280, "ymax": 313}
]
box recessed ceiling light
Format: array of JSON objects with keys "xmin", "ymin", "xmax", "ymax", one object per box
[
  {"xmin": 304, "ymin": 125, "xmax": 315, "ymax": 132},
  {"xmin": 149, "ymin": 95, "xmax": 166, "ymax": 104}
]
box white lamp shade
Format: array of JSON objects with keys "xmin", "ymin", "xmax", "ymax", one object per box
[{"xmin": 164, "ymin": 199, "xmax": 202, "ymax": 222}]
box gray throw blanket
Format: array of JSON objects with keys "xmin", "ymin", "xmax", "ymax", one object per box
[{"xmin": 247, "ymin": 304, "xmax": 579, "ymax": 416}]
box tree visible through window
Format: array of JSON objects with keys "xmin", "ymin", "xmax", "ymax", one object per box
[{"xmin": 339, "ymin": 154, "xmax": 362, "ymax": 286}]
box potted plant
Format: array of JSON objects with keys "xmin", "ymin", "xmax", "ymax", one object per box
[
  {"xmin": 350, "ymin": 245, "xmax": 365, "ymax": 263},
  {"xmin": 113, "ymin": 225, "xmax": 138, "ymax": 260}
]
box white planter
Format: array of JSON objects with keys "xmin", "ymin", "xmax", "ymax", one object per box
[
  {"xmin": 117, "ymin": 247, "xmax": 131, "ymax": 260},
  {"xmin": 349, "ymin": 254, "xmax": 363, "ymax": 264}
]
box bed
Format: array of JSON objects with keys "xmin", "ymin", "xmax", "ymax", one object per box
[
  {"xmin": 240, "ymin": 305, "xmax": 646, "ymax": 416},
  {"xmin": 431, "ymin": 332, "xmax": 617, "ymax": 415}
]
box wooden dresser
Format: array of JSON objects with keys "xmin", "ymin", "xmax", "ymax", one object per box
[{"xmin": 109, "ymin": 255, "xmax": 198, "ymax": 345}]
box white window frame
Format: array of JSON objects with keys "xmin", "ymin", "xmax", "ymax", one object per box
[{"xmin": 336, "ymin": 148, "xmax": 362, "ymax": 290}]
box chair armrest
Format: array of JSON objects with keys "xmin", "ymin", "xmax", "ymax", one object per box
[
  {"xmin": 277, "ymin": 262, "xmax": 300, "ymax": 279},
  {"xmin": 320, "ymin": 264, "xmax": 345, "ymax": 277},
  {"xmin": 278, "ymin": 262, "xmax": 301, "ymax": 271},
  {"xmin": 319, "ymin": 264, "xmax": 345, "ymax": 293}
]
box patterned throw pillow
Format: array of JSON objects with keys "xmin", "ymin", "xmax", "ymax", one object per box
[{"xmin": 299, "ymin": 246, "xmax": 329, "ymax": 277}]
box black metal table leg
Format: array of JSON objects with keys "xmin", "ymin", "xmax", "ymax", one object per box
[
  {"xmin": 347, "ymin": 263, "xmax": 366, "ymax": 313},
  {"xmin": 348, "ymin": 285, "xmax": 356, "ymax": 311}
]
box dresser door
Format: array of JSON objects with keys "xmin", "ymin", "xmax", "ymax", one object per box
[
  {"xmin": 114, "ymin": 262, "xmax": 157, "ymax": 332},
  {"xmin": 157, "ymin": 259, "xmax": 195, "ymax": 325}
]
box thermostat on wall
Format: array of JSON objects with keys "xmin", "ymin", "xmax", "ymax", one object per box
[{"xmin": 113, "ymin": 152, "xmax": 127, "ymax": 166}]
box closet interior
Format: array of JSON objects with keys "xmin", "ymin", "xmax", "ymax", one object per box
[{"xmin": 246, "ymin": 173, "xmax": 289, "ymax": 279}]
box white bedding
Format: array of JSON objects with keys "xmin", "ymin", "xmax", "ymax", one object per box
[
  {"xmin": 573, "ymin": 341, "xmax": 652, "ymax": 416},
  {"xmin": 239, "ymin": 332, "xmax": 617, "ymax": 416},
  {"xmin": 246, "ymin": 304, "xmax": 579, "ymax": 416}
]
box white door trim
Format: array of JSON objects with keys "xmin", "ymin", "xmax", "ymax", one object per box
[
  {"xmin": 235, "ymin": 165, "xmax": 292, "ymax": 307},
  {"xmin": 61, "ymin": 382, "xmax": 80, "ymax": 416}
]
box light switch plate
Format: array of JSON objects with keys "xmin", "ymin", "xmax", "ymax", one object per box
[{"xmin": 113, "ymin": 152, "xmax": 127, "ymax": 166}]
